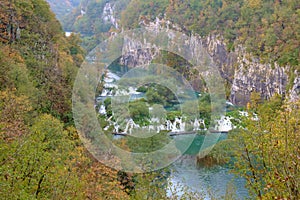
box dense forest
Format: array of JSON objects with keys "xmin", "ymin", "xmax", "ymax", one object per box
[
  {"xmin": 123, "ymin": 0, "xmax": 300, "ymax": 66},
  {"xmin": 1, "ymin": 0, "xmax": 299, "ymax": 199},
  {"xmin": 62, "ymin": 0, "xmax": 299, "ymax": 69},
  {"xmin": 0, "ymin": 1, "xmax": 129, "ymax": 199}
]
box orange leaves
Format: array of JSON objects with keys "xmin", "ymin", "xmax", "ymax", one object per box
[
  {"xmin": 81, "ymin": 160, "xmax": 129, "ymax": 200},
  {"xmin": 247, "ymin": 0, "xmax": 262, "ymax": 9},
  {"xmin": 0, "ymin": 89, "xmax": 32, "ymax": 141}
]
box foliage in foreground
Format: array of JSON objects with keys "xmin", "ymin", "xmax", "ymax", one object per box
[
  {"xmin": 231, "ymin": 97, "xmax": 300, "ymax": 199},
  {"xmin": 0, "ymin": 1, "xmax": 128, "ymax": 199}
]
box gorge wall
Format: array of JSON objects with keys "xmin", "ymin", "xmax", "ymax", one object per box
[
  {"xmin": 118, "ymin": 18, "xmax": 299, "ymax": 106},
  {"xmin": 50, "ymin": 0, "xmax": 299, "ymax": 106}
]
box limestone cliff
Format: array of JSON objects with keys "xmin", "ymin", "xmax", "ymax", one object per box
[
  {"xmin": 118, "ymin": 18, "xmax": 299, "ymax": 105},
  {"xmin": 49, "ymin": 0, "xmax": 299, "ymax": 105}
]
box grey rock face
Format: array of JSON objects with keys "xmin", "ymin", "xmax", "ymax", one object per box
[
  {"xmin": 102, "ymin": 2, "xmax": 119, "ymax": 29},
  {"xmin": 120, "ymin": 37, "xmax": 159, "ymax": 67},
  {"xmin": 118, "ymin": 19, "xmax": 298, "ymax": 105},
  {"xmin": 290, "ymin": 72, "xmax": 300, "ymax": 101},
  {"xmin": 230, "ymin": 60, "xmax": 288, "ymax": 105}
]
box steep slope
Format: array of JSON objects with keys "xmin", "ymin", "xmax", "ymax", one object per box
[
  {"xmin": 0, "ymin": 0, "xmax": 84, "ymax": 121},
  {"xmin": 0, "ymin": 1, "xmax": 129, "ymax": 199},
  {"xmin": 45, "ymin": 0, "xmax": 81, "ymax": 20},
  {"xmin": 60, "ymin": 0, "xmax": 130, "ymax": 51},
  {"xmin": 57, "ymin": 0, "xmax": 299, "ymax": 104}
]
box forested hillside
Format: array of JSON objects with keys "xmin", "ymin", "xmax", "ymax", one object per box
[
  {"xmin": 46, "ymin": 0, "xmax": 81, "ymax": 20},
  {"xmin": 55, "ymin": 1, "xmax": 299, "ymax": 199},
  {"xmin": 1, "ymin": 0, "xmax": 299, "ymax": 199},
  {"xmin": 126, "ymin": 0, "xmax": 300, "ymax": 66},
  {"xmin": 62, "ymin": 0, "xmax": 299, "ymax": 68},
  {"xmin": 59, "ymin": 0, "xmax": 299, "ymax": 105},
  {"xmin": 0, "ymin": 1, "xmax": 129, "ymax": 199},
  {"xmin": 61, "ymin": 0, "xmax": 130, "ymax": 51}
]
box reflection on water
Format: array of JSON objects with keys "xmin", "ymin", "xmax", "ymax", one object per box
[
  {"xmin": 168, "ymin": 155, "xmax": 248, "ymax": 199},
  {"xmin": 114, "ymin": 133, "xmax": 249, "ymax": 198},
  {"xmin": 104, "ymin": 68, "xmax": 247, "ymax": 198},
  {"xmin": 168, "ymin": 134, "xmax": 249, "ymax": 199}
]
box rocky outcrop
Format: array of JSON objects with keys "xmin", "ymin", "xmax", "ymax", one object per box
[
  {"xmin": 120, "ymin": 37, "xmax": 160, "ymax": 67},
  {"xmin": 48, "ymin": 0, "xmax": 298, "ymax": 105},
  {"xmin": 290, "ymin": 71, "xmax": 300, "ymax": 101},
  {"xmin": 117, "ymin": 18, "xmax": 299, "ymax": 105},
  {"xmin": 196, "ymin": 34, "xmax": 293, "ymax": 105},
  {"xmin": 102, "ymin": 2, "xmax": 119, "ymax": 29},
  {"xmin": 230, "ymin": 59, "xmax": 288, "ymax": 105}
]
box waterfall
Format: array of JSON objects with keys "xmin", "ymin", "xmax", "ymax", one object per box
[{"xmin": 99, "ymin": 105, "xmax": 106, "ymax": 115}]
